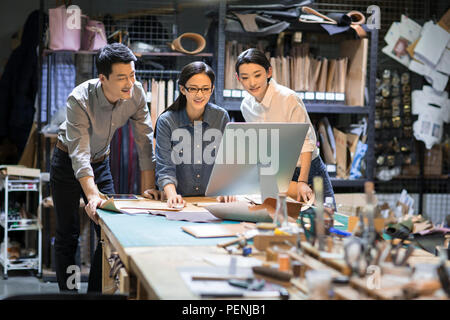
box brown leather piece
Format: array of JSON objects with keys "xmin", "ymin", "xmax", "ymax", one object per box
[
  {"xmin": 301, "ymin": 6, "xmax": 337, "ymax": 24},
  {"xmin": 170, "ymin": 33, "xmax": 206, "ymax": 55},
  {"xmin": 248, "ymin": 197, "xmax": 302, "ymax": 221},
  {"xmin": 347, "ymin": 11, "xmax": 366, "ymax": 24},
  {"xmin": 300, "ymin": 6, "xmax": 367, "ymax": 38},
  {"xmin": 233, "ymin": 12, "xmax": 260, "ymax": 32}
]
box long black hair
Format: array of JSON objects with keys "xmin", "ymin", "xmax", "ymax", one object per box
[
  {"xmin": 165, "ymin": 61, "xmax": 215, "ymax": 113},
  {"xmin": 155, "ymin": 61, "xmax": 215, "ymax": 137},
  {"xmin": 235, "ymin": 48, "xmax": 271, "ymax": 75}
]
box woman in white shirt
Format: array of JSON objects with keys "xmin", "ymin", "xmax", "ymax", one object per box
[{"xmin": 235, "ymin": 48, "xmax": 335, "ymax": 206}]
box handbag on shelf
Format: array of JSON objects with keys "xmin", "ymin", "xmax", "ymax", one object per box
[
  {"xmin": 81, "ymin": 19, "xmax": 107, "ymax": 51},
  {"xmin": 48, "ymin": 1, "xmax": 81, "ymax": 51}
]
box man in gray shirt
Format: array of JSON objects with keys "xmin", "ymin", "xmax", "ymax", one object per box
[{"xmin": 50, "ymin": 43, "xmax": 159, "ymax": 292}]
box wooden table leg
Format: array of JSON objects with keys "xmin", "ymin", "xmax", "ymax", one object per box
[{"xmin": 101, "ymin": 229, "xmax": 116, "ymax": 294}]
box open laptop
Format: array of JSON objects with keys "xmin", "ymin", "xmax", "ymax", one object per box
[{"xmin": 205, "ymin": 122, "xmax": 310, "ymax": 201}]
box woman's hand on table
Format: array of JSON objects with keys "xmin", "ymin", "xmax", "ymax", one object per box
[
  {"xmin": 167, "ymin": 194, "xmax": 186, "ymax": 208},
  {"xmin": 296, "ymin": 181, "xmax": 313, "ymax": 203}
]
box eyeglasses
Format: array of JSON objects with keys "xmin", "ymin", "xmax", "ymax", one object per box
[{"xmin": 184, "ymin": 87, "xmax": 213, "ymax": 94}]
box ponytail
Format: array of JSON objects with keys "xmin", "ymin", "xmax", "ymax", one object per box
[{"xmin": 154, "ymin": 94, "xmax": 186, "ymax": 139}]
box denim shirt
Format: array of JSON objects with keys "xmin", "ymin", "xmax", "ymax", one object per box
[{"xmin": 155, "ymin": 103, "xmax": 230, "ymax": 196}]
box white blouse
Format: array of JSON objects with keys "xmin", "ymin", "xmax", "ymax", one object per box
[{"xmin": 240, "ymin": 79, "xmax": 319, "ymax": 167}]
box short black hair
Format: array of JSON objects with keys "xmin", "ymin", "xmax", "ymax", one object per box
[
  {"xmin": 96, "ymin": 43, "xmax": 137, "ymax": 79},
  {"xmin": 235, "ymin": 48, "xmax": 271, "ymax": 75}
]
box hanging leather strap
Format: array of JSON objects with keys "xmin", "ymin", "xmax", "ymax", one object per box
[{"xmin": 85, "ymin": 25, "xmax": 106, "ymax": 41}]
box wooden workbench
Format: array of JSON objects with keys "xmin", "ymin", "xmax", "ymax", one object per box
[
  {"xmin": 97, "ymin": 196, "xmax": 250, "ymax": 299},
  {"xmin": 98, "ymin": 196, "xmax": 306, "ymax": 299},
  {"xmin": 98, "ymin": 197, "xmax": 448, "ymax": 300}
]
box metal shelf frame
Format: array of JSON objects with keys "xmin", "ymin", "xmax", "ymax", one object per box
[
  {"xmin": 1, "ymin": 175, "xmax": 43, "ymax": 279},
  {"xmin": 43, "ymin": 49, "xmax": 213, "ymax": 57},
  {"xmin": 221, "ymin": 97, "xmax": 370, "ymax": 114},
  {"xmin": 214, "ymin": 0, "xmax": 378, "ymax": 186}
]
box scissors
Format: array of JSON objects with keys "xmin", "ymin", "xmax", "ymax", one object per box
[
  {"xmin": 389, "ymin": 239, "xmax": 415, "ymax": 266},
  {"xmin": 344, "ymin": 230, "xmax": 382, "ymax": 277},
  {"xmin": 298, "ymin": 207, "xmax": 316, "ymax": 245},
  {"xmin": 343, "ymin": 237, "xmax": 368, "ymax": 277},
  {"xmin": 437, "ymin": 249, "xmax": 450, "ymax": 297}
]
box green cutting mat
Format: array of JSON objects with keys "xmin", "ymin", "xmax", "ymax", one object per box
[
  {"xmin": 98, "ymin": 209, "xmax": 350, "ymax": 248},
  {"xmin": 98, "ymin": 209, "xmax": 240, "ymax": 247}
]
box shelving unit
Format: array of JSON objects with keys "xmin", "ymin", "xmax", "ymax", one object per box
[
  {"xmin": 213, "ymin": 0, "xmax": 378, "ymax": 185},
  {"xmin": 43, "ymin": 49, "xmax": 213, "ymax": 57},
  {"xmin": 38, "ymin": 1, "xmax": 214, "ymax": 175},
  {"xmin": 0, "ymin": 174, "xmax": 42, "ymax": 279},
  {"xmin": 37, "ymin": 1, "xmax": 217, "ymax": 274}
]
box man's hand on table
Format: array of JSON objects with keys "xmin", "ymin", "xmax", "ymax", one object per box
[
  {"xmin": 85, "ymin": 196, "xmax": 106, "ymax": 225},
  {"xmin": 142, "ymin": 188, "xmax": 165, "ymax": 200}
]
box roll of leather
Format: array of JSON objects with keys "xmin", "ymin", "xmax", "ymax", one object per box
[
  {"xmin": 252, "ymin": 266, "xmax": 292, "ymax": 282},
  {"xmin": 347, "ymin": 11, "xmax": 366, "ymax": 24},
  {"xmin": 170, "ymin": 32, "xmax": 206, "ymax": 55}
]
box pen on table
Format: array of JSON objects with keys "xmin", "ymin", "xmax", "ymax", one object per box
[
  {"xmin": 244, "ymin": 197, "xmax": 257, "ymax": 205},
  {"xmin": 191, "ymin": 275, "xmax": 252, "ymax": 281},
  {"xmin": 200, "ymin": 289, "xmax": 289, "ymax": 299}
]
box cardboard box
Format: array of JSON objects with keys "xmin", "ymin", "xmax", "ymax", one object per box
[
  {"xmin": 347, "ymin": 133, "xmax": 359, "ymax": 167},
  {"xmin": 347, "ymin": 216, "xmax": 385, "ymax": 233},
  {"xmin": 335, "ymin": 193, "xmax": 378, "ymax": 216},
  {"xmin": 340, "ymin": 38, "xmax": 368, "ymax": 106},
  {"xmin": 335, "ymin": 193, "xmax": 384, "ymax": 232},
  {"xmin": 334, "ymin": 128, "xmax": 348, "ymax": 179},
  {"xmin": 438, "ymin": 8, "xmax": 450, "ymax": 32},
  {"xmin": 302, "ymin": 34, "xmax": 367, "ymax": 106}
]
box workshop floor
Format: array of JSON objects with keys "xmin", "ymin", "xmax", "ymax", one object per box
[{"xmin": 0, "ymin": 270, "xmax": 88, "ymax": 299}]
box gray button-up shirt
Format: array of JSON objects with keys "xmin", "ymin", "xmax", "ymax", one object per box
[
  {"xmin": 58, "ymin": 79, "xmax": 155, "ymax": 180},
  {"xmin": 155, "ymin": 103, "xmax": 229, "ymax": 196}
]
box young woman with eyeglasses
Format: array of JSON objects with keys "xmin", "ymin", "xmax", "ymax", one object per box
[{"xmin": 150, "ymin": 61, "xmax": 235, "ymax": 208}]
